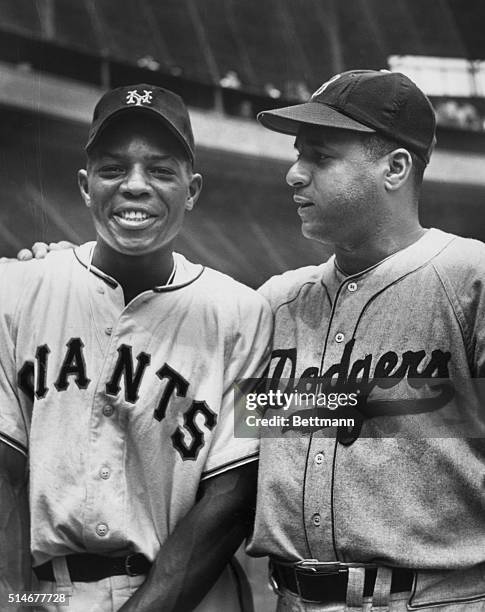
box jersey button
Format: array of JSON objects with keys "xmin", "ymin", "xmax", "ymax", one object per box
[
  {"xmin": 335, "ymin": 332, "xmax": 345, "ymax": 343},
  {"xmin": 102, "ymin": 405, "xmax": 114, "ymax": 417},
  {"xmin": 312, "ymin": 513, "xmax": 321, "ymax": 527},
  {"xmin": 97, "ymin": 286, "xmax": 105, "ymax": 294},
  {"xmin": 99, "ymin": 467, "xmax": 110, "ymax": 480},
  {"xmin": 315, "ymin": 452, "xmax": 324, "ymax": 465},
  {"xmin": 105, "ymin": 327, "xmax": 113, "ymax": 336},
  {"xmin": 348, "ymin": 282, "xmax": 357, "ymax": 292},
  {"xmin": 96, "ymin": 523, "xmax": 109, "ymax": 537}
]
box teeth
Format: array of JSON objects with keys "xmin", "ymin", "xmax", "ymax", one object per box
[{"xmin": 119, "ymin": 210, "xmax": 149, "ymax": 221}]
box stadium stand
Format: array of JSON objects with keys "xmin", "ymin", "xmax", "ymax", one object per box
[
  {"xmin": 50, "ymin": 0, "xmax": 99, "ymax": 55},
  {"xmin": 145, "ymin": 0, "xmax": 214, "ymax": 83},
  {"xmin": 196, "ymin": 0, "xmax": 251, "ymax": 88},
  {"xmin": 0, "ymin": 1, "xmax": 484, "ymax": 269},
  {"xmin": 285, "ymin": 0, "xmax": 342, "ymax": 82},
  {"xmin": 401, "ymin": 0, "xmax": 467, "ymax": 57},
  {"xmin": 0, "ymin": 0, "xmax": 483, "ymax": 107},
  {"xmin": 0, "ymin": 0, "xmax": 41, "ymax": 37},
  {"xmin": 90, "ymin": 0, "xmax": 161, "ymax": 64},
  {"xmin": 449, "ymin": 0, "xmax": 485, "ymax": 58}
]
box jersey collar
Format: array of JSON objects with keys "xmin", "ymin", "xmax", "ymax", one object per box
[
  {"xmin": 74, "ymin": 242, "xmax": 204, "ymax": 291},
  {"xmin": 322, "ymin": 228, "xmax": 457, "ymax": 292}
]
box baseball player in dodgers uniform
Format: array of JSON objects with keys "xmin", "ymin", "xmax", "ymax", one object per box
[
  {"xmin": 246, "ymin": 70, "xmax": 485, "ymax": 611},
  {"xmin": 0, "ymin": 84, "xmax": 272, "ymax": 611}
]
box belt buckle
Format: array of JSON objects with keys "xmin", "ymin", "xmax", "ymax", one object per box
[
  {"xmin": 293, "ymin": 560, "xmax": 349, "ymax": 604},
  {"xmin": 125, "ymin": 553, "xmax": 139, "ymax": 577},
  {"xmin": 294, "ymin": 560, "xmax": 378, "ymax": 604},
  {"xmin": 296, "ymin": 560, "xmax": 349, "ymax": 576}
]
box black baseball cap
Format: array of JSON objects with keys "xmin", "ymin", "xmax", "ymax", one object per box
[
  {"xmin": 86, "ymin": 84, "xmax": 195, "ymax": 164},
  {"xmin": 258, "ymin": 70, "xmax": 436, "ymax": 164}
]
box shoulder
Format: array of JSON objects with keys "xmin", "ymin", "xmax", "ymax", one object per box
[
  {"xmin": 0, "ymin": 249, "xmax": 78, "ymax": 310},
  {"xmin": 257, "ymin": 263, "xmax": 327, "ymax": 311},
  {"xmin": 429, "ymin": 231, "xmax": 485, "ymax": 321},
  {"xmin": 432, "ymin": 230, "xmax": 485, "ymax": 278},
  {"xmin": 0, "ymin": 247, "xmax": 78, "ymax": 277},
  {"xmin": 179, "ymin": 255, "xmax": 272, "ymax": 318},
  {"xmin": 0, "ymin": 257, "xmax": 44, "ymax": 308},
  {"xmin": 193, "ymin": 265, "xmax": 273, "ymax": 347}
]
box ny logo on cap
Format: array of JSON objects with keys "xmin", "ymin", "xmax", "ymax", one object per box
[
  {"xmin": 126, "ymin": 89, "xmax": 153, "ymax": 106},
  {"xmin": 312, "ymin": 74, "xmax": 342, "ymax": 98}
]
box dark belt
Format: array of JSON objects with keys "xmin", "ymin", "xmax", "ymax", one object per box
[
  {"xmin": 270, "ymin": 560, "xmax": 414, "ymax": 604},
  {"xmin": 34, "ymin": 553, "xmax": 152, "ymax": 583}
]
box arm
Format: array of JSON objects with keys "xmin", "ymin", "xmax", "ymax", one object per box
[
  {"xmin": 119, "ymin": 461, "xmax": 257, "ymax": 612},
  {"xmin": 0, "ymin": 443, "xmax": 31, "ymax": 601},
  {"xmin": 0, "ymin": 263, "xmax": 35, "ymax": 608}
]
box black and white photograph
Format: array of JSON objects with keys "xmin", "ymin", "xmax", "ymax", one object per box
[{"xmin": 0, "ymin": 1, "xmax": 485, "ymax": 611}]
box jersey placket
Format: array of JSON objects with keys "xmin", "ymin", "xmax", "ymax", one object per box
[
  {"xmin": 82, "ymin": 280, "xmax": 128, "ymax": 550},
  {"xmin": 303, "ymin": 275, "xmax": 368, "ymax": 561}
]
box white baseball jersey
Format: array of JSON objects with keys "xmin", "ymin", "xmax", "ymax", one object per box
[
  {"xmin": 248, "ymin": 229, "xmax": 485, "ymax": 608},
  {"xmin": 0, "ymin": 243, "xmax": 272, "ymax": 609}
]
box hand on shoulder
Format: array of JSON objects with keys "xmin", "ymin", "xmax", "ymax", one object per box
[{"xmin": 15, "ymin": 241, "xmax": 76, "ymax": 261}]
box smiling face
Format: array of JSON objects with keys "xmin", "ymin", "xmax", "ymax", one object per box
[
  {"xmin": 78, "ymin": 113, "xmax": 202, "ymax": 259},
  {"xmin": 286, "ymin": 125, "xmax": 385, "ymax": 247}
]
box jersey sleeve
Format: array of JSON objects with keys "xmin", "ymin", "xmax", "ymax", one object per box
[
  {"xmin": 0, "ymin": 262, "xmax": 30, "ymax": 456},
  {"xmin": 201, "ymin": 294, "xmax": 273, "ymax": 480},
  {"xmin": 434, "ymin": 237, "xmax": 485, "ymax": 377},
  {"xmin": 457, "ymin": 244, "xmax": 485, "ymax": 378}
]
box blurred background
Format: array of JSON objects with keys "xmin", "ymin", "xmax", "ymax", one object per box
[
  {"xmin": 1, "ymin": 1, "xmax": 485, "ymax": 288},
  {"xmin": 0, "ymin": 0, "xmax": 484, "ymax": 609}
]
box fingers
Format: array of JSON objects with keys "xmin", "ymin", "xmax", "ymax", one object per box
[
  {"xmin": 32, "ymin": 242, "xmax": 49, "ymax": 259},
  {"xmin": 16, "ymin": 248, "xmax": 34, "ymax": 261},
  {"xmin": 15, "ymin": 240, "xmax": 76, "ymax": 262}
]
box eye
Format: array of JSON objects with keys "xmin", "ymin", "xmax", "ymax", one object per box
[
  {"xmin": 314, "ymin": 150, "xmax": 330, "ymax": 163},
  {"xmin": 150, "ymin": 166, "xmax": 176, "ymax": 178},
  {"xmin": 294, "ymin": 147, "xmax": 329, "ymax": 163},
  {"xmin": 98, "ymin": 165, "xmax": 125, "ymax": 178}
]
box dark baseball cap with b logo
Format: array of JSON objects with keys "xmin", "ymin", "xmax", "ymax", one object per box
[
  {"xmin": 86, "ymin": 84, "xmax": 195, "ymax": 164},
  {"xmin": 258, "ymin": 70, "xmax": 436, "ymax": 163}
]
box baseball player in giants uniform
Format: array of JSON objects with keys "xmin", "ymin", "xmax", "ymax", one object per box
[
  {"xmin": 246, "ymin": 70, "xmax": 485, "ymax": 610},
  {"xmin": 0, "ymin": 84, "xmax": 272, "ymax": 611}
]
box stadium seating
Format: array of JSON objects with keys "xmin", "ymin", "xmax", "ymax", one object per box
[
  {"xmin": 51, "ymin": 0, "xmax": 98, "ymax": 54},
  {"xmin": 0, "ymin": 0, "xmax": 479, "ymax": 101},
  {"xmin": 0, "ymin": 0, "xmax": 41, "ymax": 37}
]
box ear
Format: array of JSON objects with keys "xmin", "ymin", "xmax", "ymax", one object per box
[
  {"xmin": 185, "ymin": 173, "xmax": 203, "ymax": 211},
  {"xmin": 383, "ymin": 149, "xmax": 412, "ymax": 192},
  {"xmin": 78, "ymin": 169, "xmax": 91, "ymax": 208}
]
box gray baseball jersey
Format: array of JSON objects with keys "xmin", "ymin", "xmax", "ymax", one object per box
[
  {"xmin": 247, "ymin": 228, "xmax": 485, "ymax": 607},
  {"xmin": 0, "ymin": 243, "xmax": 272, "ymax": 609}
]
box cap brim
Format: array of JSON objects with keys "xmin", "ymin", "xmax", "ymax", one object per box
[
  {"xmin": 86, "ymin": 107, "xmax": 194, "ymax": 163},
  {"xmin": 258, "ymin": 102, "xmax": 376, "ymax": 136}
]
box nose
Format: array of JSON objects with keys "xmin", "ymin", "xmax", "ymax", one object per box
[
  {"xmin": 286, "ymin": 159, "xmax": 310, "ymax": 188},
  {"xmin": 121, "ymin": 166, "xmax": 151, "ymax": 197}
]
